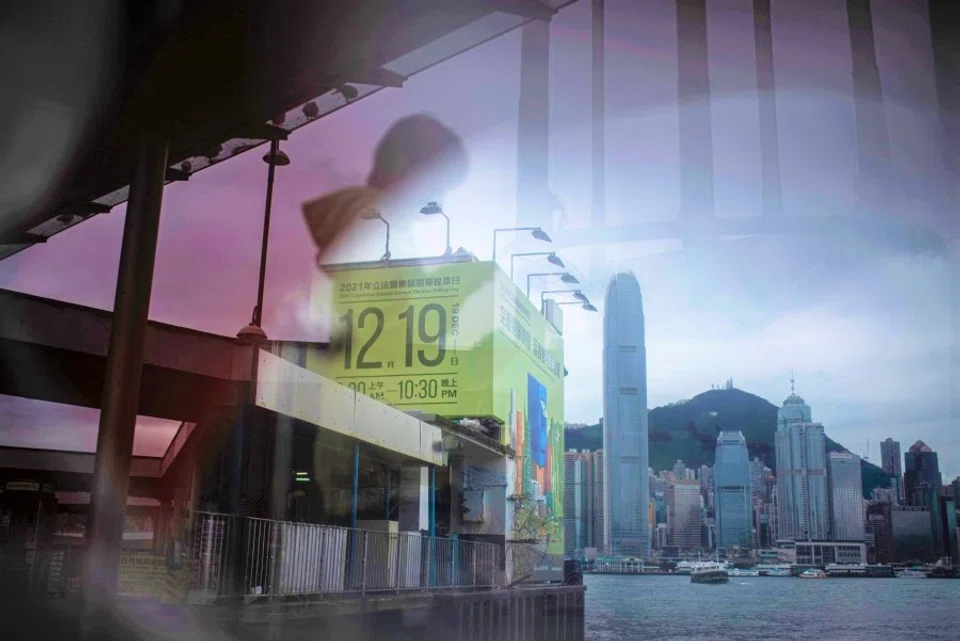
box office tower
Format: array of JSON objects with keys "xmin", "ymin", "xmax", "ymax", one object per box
[
  {"xmin": 699, "ymin": 465, "xmax": 713, "ymax": 488},
  {"xmin": 932, "ymin": 494, "xmax": 958, "ymax": 560},
  {"xmin": 563, "ymin": 450, "xmax": 606, "ymax": 558},
  {"xmin": 602, "ymin": 272, "xmax": 649, "ymax": 558},
  {"xmin": 593, "ymin": 450, "xmax": 605, "ymax": 553},
  {"xmin": 774, "ymin": 379, "xmax": 830, "ymax": 540},
  {"xmin": 866, "ymin": 501, "xmax": 894, "ymax": 563},
  {"xmin": 714, "ymin": 431, "xmax": 752, "ymax": 549},
  {"xmin": 563, "ymin": 451, "xmax": 590, "ymax": 557},
  {"xmin": 879, "ymin": 438, "xmax": 904, "ymax": 503},
  {"xmin": 667, "ymin": 479, "xmax": 702, "ymax": 550},
  {"xmin": 750, "ymin": 457, "xmax": 765, "ymax": 505},
  {"xmin": 890, "ymin": 505, "xmax": 936, "ymax": 562},
  {"xmin": 904, "ymin": 440, "xmax": 942, "ymax": 507},
  {"xmin": 673, "ymin": 460, "xmax": 688, "ymax": 480},
  {"xmin": 828, "ymin": 452, "xmax": 865, "ymax": 541}
]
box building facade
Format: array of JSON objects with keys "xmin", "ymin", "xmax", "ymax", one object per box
[
  {"xmin": 602, "ymin": 272, "xmax": 649, "ymax": 558},
  {"xmin": 774, "ymin": 383, "xmax": 830, "ymax": 541},
  {"xmin": 904, "ymin": 440, "xmax": 941, "ymax": 507},
  {"xmin": 749, "ymin": 458, "xmax": 765, "ymax": 505},
  {"xmin": 795, "ymin": 540, "xmax": 866, "ymax": 565},
  {"xmin": 828, "ymin": 452, "xmax": 865, "ymax": 541},
  {"xmin": 879, "ymin": 438, "xmax": 903, "ymax": 504},
  {"xmin": 890, "ymin": 505, "xmax": 936, "ymax": 562},
  {"xmin": 667, "ymin": 479, "xmax": 702, "ymax": 550},
  {"xmin": 563, "ymin": 451, "xmax": 602, "ymax": 558},
  {"xmin": 866, "ymin": 501, "xmax": 894, "ymax": 563},
  {"xmin": 714, "ymin": 431, "xmax": 751, "ymax": 549}
]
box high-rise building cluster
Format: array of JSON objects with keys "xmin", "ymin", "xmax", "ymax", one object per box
[
  {"xmin": 867, "ymin": 439, "xmax": 958, "ymax": 564},
  {"xmin": 560, "ymin": 270, "xmax": 957, "ymax": 564}
]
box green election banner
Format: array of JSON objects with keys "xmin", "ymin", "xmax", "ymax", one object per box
[
  {"xmin": 307, "ymin": 261, "xmax": 498, "ymax": 416},
  {"xmin": 490, "ymin": 267, "xmax": 565, "ymax": 558}
]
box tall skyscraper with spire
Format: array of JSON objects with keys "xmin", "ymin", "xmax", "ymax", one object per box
[
  {"xmin": 602, "ymin": 272, "xmax": 649, "ymax": 558},
  {"xmin": 774, "ymin": 376, "xmax": 830, "ymax": 541}
]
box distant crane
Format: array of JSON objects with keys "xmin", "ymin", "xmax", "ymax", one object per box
[{"xmin": 862, "ymin": 439, "xmax": 870, "ymax": 462}]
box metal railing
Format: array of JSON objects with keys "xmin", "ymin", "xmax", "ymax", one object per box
[{"xmin": 185, "ymin": 511, "xmax": 502, "ymax": 599}]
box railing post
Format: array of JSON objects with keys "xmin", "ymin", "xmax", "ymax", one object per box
[
  {"xmin": 473, "ymin": 545, "xmax": 478, "ymax": 589},
  {"xmin": 394, "ymin": 533, "xmax": 402, "ymax": 595},
  {"xmin": 360, "ymin": 531, "xmax": 369, "ymax": 596},
  {"xmin": 318, "ymin": 526, "xmax": 326, "ymax": 597}
]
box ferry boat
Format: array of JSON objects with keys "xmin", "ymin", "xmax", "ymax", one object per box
[
  {"xmin": 896, "ymin": 568, "xmax": 928, "ymax": 578},
  {"xmin": 756, "ymin": 563, "xmax": 792, "ymax": 577},
  {"xmin": 728, "ymin": 567, "xmax": 760, "ymax": 577},
  {"xmin": 799, "ymin": 568, "xmax": 827, "ymax": 579},
  {"xmin": 690, "ymin": 562, "xmax": 730, "ymax": 584},
  {"xmin": 675, "ymin": 559, "xmax": 727, "ymax": 575},
  {"xmin": 825, "ymin": 564, "xmax": 895, "ymax": 578},
  {"xmin": 927, "ymin": 558, "xmax": 960, "ymax": 579}
]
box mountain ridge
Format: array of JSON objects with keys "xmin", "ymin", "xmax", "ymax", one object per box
[{"xmin": 564, "ymin": 387, "xmax": 890, "ymax": 499}]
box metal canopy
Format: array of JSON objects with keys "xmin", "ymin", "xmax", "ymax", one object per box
[{"xmin": 0, "ymin": 0, "xmax": 573, "ymax": 261}]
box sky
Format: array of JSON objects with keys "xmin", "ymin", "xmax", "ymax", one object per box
[{"xmin": 0, "ymin": 0, "xmax": 957, "ymax": 478}]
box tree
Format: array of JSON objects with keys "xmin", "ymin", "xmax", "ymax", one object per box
[{"xmin": 505, "ymin": 495, "xmax": 562, "ymax": 586}]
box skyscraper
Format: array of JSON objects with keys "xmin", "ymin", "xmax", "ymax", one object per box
[
  {"xmin": 667, "ymin": 479, "xmax": 702, "ymax": 550},
  {"xmin": 750, "ymin": 457, "xmax": 765, "ymax": 505},
  {"xmin": 563, "ymin": 450, "xmax": 604, "ymax": 557},
  {"xmin": 774, "ymin": 379, "xmax": 830, "ymax": 541},
  {"xmin": 880, "ymin": 438, "xmax": 903, "ymax": 504},
  {"xmin": 593, "ymin": 450, "xmax": 605, "ymax": 553},
  {"xmin": 714, "ymin": 431, "xmax": 752, "ymax": 549},
  {"xmin": 673, "ymin": 460, "xmax": 688, "ymax": 481},
  {"xmin": 602, "ymin": 272, "xmax": 649, "ymax": 558},
  {"xmin": 828, "ymin": 452, "xmax": 865, "ymax": 541},
  {"xmin": 904, "ymin": 440, "xmax": 942, "ymax": 507}
]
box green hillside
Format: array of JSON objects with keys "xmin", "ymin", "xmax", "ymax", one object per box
[{"xmin": 564, "ymin": 388, "xmax": 890, "ymax": 499}]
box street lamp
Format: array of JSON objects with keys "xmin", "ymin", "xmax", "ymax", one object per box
[
  {"xmin": 492, "ymin": 226, "xmax": 551, "ymax": 262},
  {"xmin": 557, "ymin": 300, "xmax": 598, "ymax": 312},
  {"xmin": 540, "ymin": 289, "xmax": 589, "ymax": 309},
  {"xmin": 360, "ymin": 208, "xmax": 390, "ymax": 261},
  {"xmin": 237, "ymin": 139, "xmax": 291, "ymax": 345},
  {"xmin": 419, "ymin": 201, "xmax": 451, "ymax": 255},
  {"xmin": 526, "ymin": 271, "xmax": 579, "ymax": 298},
  {"xmin": 509, "ymin": 251, "xmax": 564, "ymax": 279}
]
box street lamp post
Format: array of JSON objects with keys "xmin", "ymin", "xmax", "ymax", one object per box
[
  {"xmin": 557, "ymin": 300, "xmax": 598, "ymax": 312},
  {"xmin": 525, "ymin": 271, "xmax": 579, "ymax": 298},
  {"xmin": 361, "ymin": 208, "xmax": 391, "ymax": 261},
  {"xmin": 540, "ymin": 288, "xmax": 589, "ymax": 309},
  {"xmin": 237, "ymin": 139, "xmax": 290, "ymax": 345},
  {"xmin": 420, "ymin": 201, "xmax": 451, "ymax": 255},
  {"xmin": 509, "ymin": 251, "xmax": 564, "ymax": 279},
  {"xmin": 492, "ymin": 226, "xmax": 551, "ymax": 262}
]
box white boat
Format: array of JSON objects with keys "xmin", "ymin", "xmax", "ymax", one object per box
[
  {"xmin": 757, "ymin": 563, "xmax": 792, "ymax": 577},
  {"xmin": 799, "ymin": 568, "xmax": 827, "ymax": 579},
  {"xmin": 729, "ymin": 568, "xmax": 760, "ymax": 577},
  {"xmin": 896, "ymin": 568, "xmax": 927, "ymax": 578}
]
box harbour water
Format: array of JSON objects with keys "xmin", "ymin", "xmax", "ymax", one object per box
[{"xmin": 585, "ymin": 574, "xmax": 960, "ymax": 640}]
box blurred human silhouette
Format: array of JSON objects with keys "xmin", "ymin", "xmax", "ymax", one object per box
[{"xmin": 302, "ymin": 113, "xmax": 467, "ymax": 262}]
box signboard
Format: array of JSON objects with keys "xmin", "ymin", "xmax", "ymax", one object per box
[
  {"xmin": 307, "ymin": 261, "xmax": 498, "ymax": 416},
  {"xmin": 308, "ymin": 259, "xmax": 565, "ymax": 556},
  {"xmin": 117, "ymin": 552, "xmax": 188, "ymax": 603}
]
